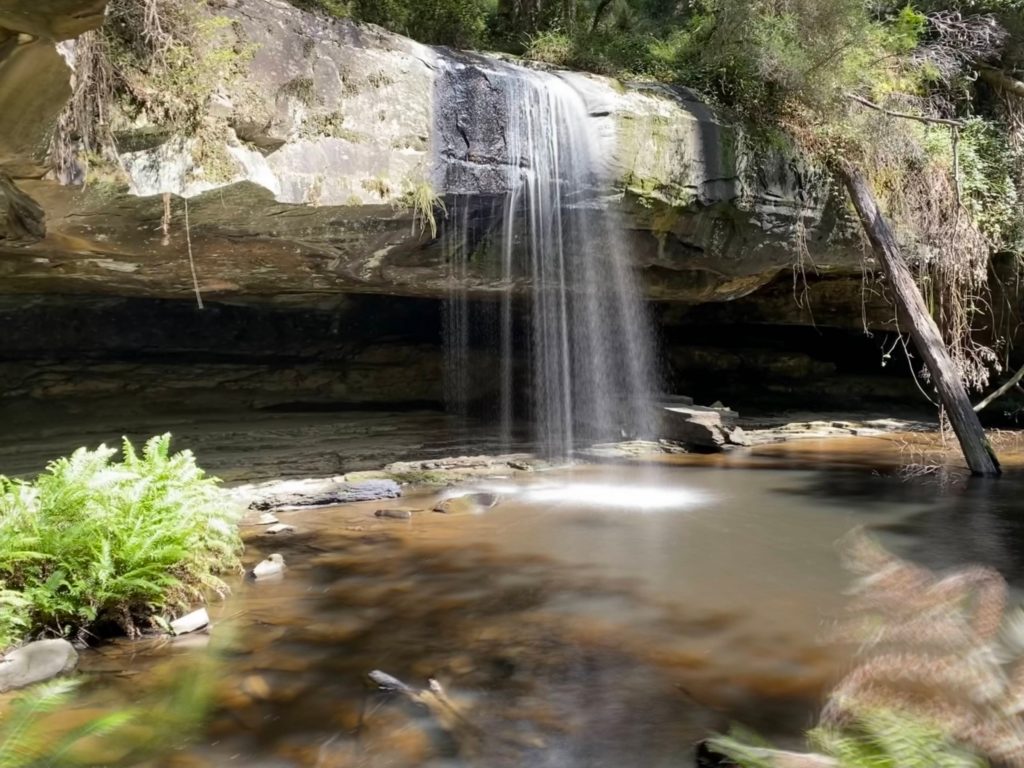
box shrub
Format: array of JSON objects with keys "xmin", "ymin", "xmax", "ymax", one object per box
[
  {"xmin": 351, "ymin": 0, "xmax": 493, "ymax": 48},
  {"xmin": 0, "ymin": 434, "xmax": 242, "ymax": 648}
]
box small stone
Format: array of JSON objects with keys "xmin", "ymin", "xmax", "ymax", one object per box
[
  {"xmin": 265, "ymin": 523, "xmax": 296, "ymax": 534},
  {"xmin": 257, "ymin": 513, "xmax": 280, "ymax": 525},
  {"xmin": 374, "ymin": 508, "xmax": 413, "ymax": 520},
  {"xmin": 249, "ymin": 553, "xmax": 286, "ymax": 580},
  {"xmin": 170, "ymin": 608, "xmax": 210, "ymax": 636},
  {"xmin": 241, "ymin": 674, "xmax": 272, "ymax": 701},
  {"xmin": 0, "ymin": 639, "xmax": 78, "ymax": 692}
]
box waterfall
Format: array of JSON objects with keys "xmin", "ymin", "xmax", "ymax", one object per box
[{"xmin": 440, "ymin": 60, "xmax": 656, "ymax": 457}]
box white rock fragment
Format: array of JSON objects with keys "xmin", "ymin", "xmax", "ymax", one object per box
[
  {"xmin": 170, "ymin": 607, "xmax": 210, "ymax": 636},
  {"xmin": 250, "ymin": 553, "xmax": 286, "ymax": 580}
]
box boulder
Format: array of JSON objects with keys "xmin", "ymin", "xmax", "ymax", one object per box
[
  {"xmin": 660, "ymin": 406, "xmax": 749, "ymax": 451},
  {"xmin": 0, "ymin": 638, "xmax": 78, "ymax": 692}
]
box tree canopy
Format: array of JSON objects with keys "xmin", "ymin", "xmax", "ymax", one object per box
[{"xmin": 304, "ymin": 0, "xmax": 1024, "ymax": 391}]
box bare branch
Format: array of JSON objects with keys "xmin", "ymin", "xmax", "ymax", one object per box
[{"xmin": 847, "ymin": 93, "xmax": 964, "ymax": 127}]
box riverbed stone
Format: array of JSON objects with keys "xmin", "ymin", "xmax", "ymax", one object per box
[
  {"xmin": 374, "ymin": 508, "xmax": 414, "ymax": 520},
  {"xmin": 432, "ymin": 492, "xmax": 500, "ymax": 515},
  {"xmin": 0, "ymin": 638, "xmax": 79, "ymax": 692}
]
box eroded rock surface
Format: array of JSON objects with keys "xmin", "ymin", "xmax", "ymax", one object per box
[{"xmin": 0, "ymin": 0, "xmax": 862, "ymax": 309}]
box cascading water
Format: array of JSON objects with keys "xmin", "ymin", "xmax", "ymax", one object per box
[{"xmin": 441, "ymin": 59, "xmax": 656, "ymax": 457}]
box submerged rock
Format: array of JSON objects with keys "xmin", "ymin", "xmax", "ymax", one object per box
[
  {"xmin": 248, "ymin": 479, "xmax": 402, "ymax": 511},
  {"xmin": 375, "ymin": 508, "xmax": 414, "ymax": 520},
  {"xmin": 0, "ymin": 639, "xmax": 78, "ymax": 692},
  {"xmin": 432, "ymin": 493, "xmax": 500, "ymax": 516}
]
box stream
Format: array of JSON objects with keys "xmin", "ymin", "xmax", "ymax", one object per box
[{"xmin": 23, "ymin": 408, "xmax": 1021, "ymax": 768}]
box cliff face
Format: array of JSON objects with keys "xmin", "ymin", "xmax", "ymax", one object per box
[
  {"xmin": 0, "ymin": 0, "xmax": 921, "ymax": 414},
  {"xmin": 0, "ymin": 0, "xmax": 861, "ymax": 309}
]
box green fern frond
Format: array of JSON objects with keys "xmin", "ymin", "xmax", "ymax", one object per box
[{"xmin": 0, "ymin": 433, "xmax": 242, "ymax": 647}]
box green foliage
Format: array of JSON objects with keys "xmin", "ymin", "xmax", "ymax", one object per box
[
  {"xmin": 0, "ymin": 679, "xmax": 133, "ymax": 768},
  {"xmin": 809, "ymin": 709, "xmax": 985, "ymax": 768},
  {"xmin": 351, "ymin": 0, "xmax": 495, "ymax": 47},
  {"xmin": 287, "ymin": 0, "xmax": 352, "ymax": 17},
  {"xmin": 401, "ymin": 180, "xmax": 447, "ymax": 238},
  {"xmin": 0, "ymin": 434, "xmax": 242, "ymax": 648},
  {"xmin": 0, "ymin": 650, "xmax": 219, "ymax": 767},
  {"xmin": 956, "ymin": 118, "xmax": 1024, "ymax": 253},
  {"xmin": 102, "ymin": 2, "xmax": 254, "ymax": 132},
  {"xmin": 711, "ymin": 708, "xmax": 987, "ymax": 768},
  {"xmin": 54, "ymin": 0, "xmax": 257, "ymax": 187}
]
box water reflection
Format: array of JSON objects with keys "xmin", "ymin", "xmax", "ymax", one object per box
[{"xmin": 61, "ymin": 461, "xmax": 1024, "ymax": 766}]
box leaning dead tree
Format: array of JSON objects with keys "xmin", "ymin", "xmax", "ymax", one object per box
[{"xmin": 839, "ymin": 164, "xmax": 1001, "ymax": 477}]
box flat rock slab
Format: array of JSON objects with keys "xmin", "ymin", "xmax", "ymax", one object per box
[
  {"xmin": 0, "ymin": 639, "xmax": 78, "ymax": 692},
  {"xmin": 248, "ymin": 479, "xmax": 401, "ymax": 511}
]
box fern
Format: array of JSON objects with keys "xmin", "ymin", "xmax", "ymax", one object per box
[
  {"xmin": 0, "ymin": 433, "xmax": 242, "ymax": 647},
  {"xmin": 711, "ymin": 709, "xmax": 986, "ymax": 768},
  {"xmin": 0, "ymin": 651, "xmax": 219, "ymax": 767}
]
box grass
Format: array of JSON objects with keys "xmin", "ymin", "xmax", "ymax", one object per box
[
  {"xmin": 0, "ymin": 434, "xmax": 242, "ymax": 648},
  {"xmin": 400, "ymin": 180, "xmax": 446, "ymax": 239}
]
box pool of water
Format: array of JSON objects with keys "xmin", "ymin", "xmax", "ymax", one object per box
[{"xmin": 55, "ymin": 454, "xmax": 1024, "ymax": 768}]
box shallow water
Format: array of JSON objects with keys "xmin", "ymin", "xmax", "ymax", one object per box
[{"xmin": 49, "ymin": 451, "xmax": 1024, "ymax": 768}]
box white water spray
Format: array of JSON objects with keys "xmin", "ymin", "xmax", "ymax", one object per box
[{"xmin": 443, "ymin": 62, "xmax": 656, "ymax": 457}]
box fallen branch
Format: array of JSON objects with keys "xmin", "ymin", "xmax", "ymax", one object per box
[
  {"xmin": 846, "ymin": 93, "xmax": 964, "ymax": 127},
  {"xmin": 368, "ymin": 670, "xmax": 484, "ymax": 746},
  {"xmin": 974, "ymin": 362, "xmax": 1024, "ymax": 411}
]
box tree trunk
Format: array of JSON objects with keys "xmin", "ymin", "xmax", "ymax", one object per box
[
  {"xmin": 839, "ymin": 164, "xmax": 1001, "ymax": 477},
  {"xmin": 562, "ymin": 0, "xmax": 576, "ymax": 30}
]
